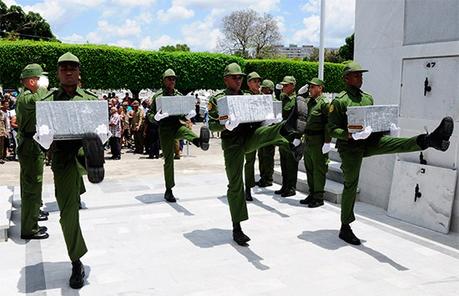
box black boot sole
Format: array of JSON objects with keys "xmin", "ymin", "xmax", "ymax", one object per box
[
  {"xmin": 82, "ymin": 133, "xmax": 105, "ymax": 184},
  {"xmin": 69, "ymin": 270, "xmax": 85, "ymax": 289},
  {"xmin": 433, "ymin": 117, "xmax": 454, "ymax": 151},
  {"xmin": 200, "ymin": 126, "xmax": 210, "ymax": 151}
]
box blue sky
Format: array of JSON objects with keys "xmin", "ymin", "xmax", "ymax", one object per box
[{"xmin": 4, "ymin": 0, "xmax": 355, "ymax": 52}]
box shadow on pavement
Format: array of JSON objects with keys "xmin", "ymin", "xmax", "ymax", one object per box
[
  {"xmin": 298, "ymin": 229, "xmax": 409, "ymax": 271},
  {"xmin": 135, "ymin": 193, "xmax": 194, "ymax": 216},
  {"xmin": 184, "ymin": 228, "xmax": 269, "ymax": 271},
  {"xmin": 18, "ymin": 261, "xmax": 91, "ymax": 295},
  {"xmin": 251, "ymin": 197, "xmax": 289, "ymax": 218}
]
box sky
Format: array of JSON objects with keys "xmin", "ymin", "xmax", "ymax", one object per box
[{"xmin": 4, "ymin": 0, "xmax": 355, "ymax": 52}]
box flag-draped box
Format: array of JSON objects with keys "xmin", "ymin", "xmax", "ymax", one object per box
[
  {"xmin": 217, "ymin": 95, "xmax": 274, "ymax": 124},
  {"xmin": 156, "ymin": 96, "xmax": 196, "ymax": 116}
]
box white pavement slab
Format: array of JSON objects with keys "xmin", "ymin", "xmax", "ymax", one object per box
[{"xmin": 1, "ymin": 173, "xmax": 459, "ymax": 296}]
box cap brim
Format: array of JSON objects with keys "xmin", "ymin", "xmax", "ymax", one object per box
[{"xmin": 42, "ymin": 72, "xmax": 48, "ymax": 75}]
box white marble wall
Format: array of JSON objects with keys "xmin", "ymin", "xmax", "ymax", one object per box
[{"xmin": 354, "ymin": 0, "xmax": 459, "ymax": 232}]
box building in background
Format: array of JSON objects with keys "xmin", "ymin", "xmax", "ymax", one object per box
[{"xmin": 274, "ymin": 44, "xmax": 314, "ymax": 59}]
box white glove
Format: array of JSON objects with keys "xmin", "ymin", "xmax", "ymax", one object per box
[
  {"xmin": 274, "ymin": 113, "xmax": 283, "ymax": 123},
  {"xmin": 262, "ymin": 112, "xmax": 275, "ymax": 126},
  {"xmin": 322, "ymin": 142, "xmax": 332, "ymax": 154},
  {"xmin": 224, "ymin": 114, "xmax": 240, "ymax": 131},
  {"xmin": 95, "ymin": 124, "xmax": 111, "ymax": 144},
  {"xmin": 292, "ymin": 138, "xmax": 302, "ymax": 147},
  {"xmin": 37, "ymin": 75, "xmax": 49, "ymax": 89},
  {"xmin": 352, "ymin": 126, "xmax": 372, "ymax": 140},
  {"xmin": 154, "ymin": 110, "xmax": 169, "ymax": 121},
  {"xmin": 275, "ymin": 83, "xmax": 283, "ymax": 90},
  {"xmin": 185, "ymin": 109, "xmax": 197, "ymax": 120},
  {"xmin": 298, "ymin": 84, "xmax": 309, "ymax": 95},
  {"xmin": 390, "ymin": 123, "xmax": 400, "ymax": 137},
  {"xmin": 33, "ymin": 124, "xmax": 54, "ymax": 150}
]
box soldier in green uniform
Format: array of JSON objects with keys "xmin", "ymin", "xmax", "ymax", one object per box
[
  {"xmin": 16, "ymin": 64, "xmax": 49, "ymax": 240},
  {"xmin": 151, "ymin": 69, "xmax": 210, "ymax": 202},
  {"xmin": 299, "ymin": 78, "xmax": 331, "ymax": 208},
  {"xmin": 244, "ymin": 71, "xmax": 262, "ymax": 201},
  {"xmin": 208, "ymin": 63, "xmax": 305, "ymax": 246},
  {"xmin": 327, "ymin": 61, "xmax": 454, "ymax": 245},
  {"xmin": 275, "ymin": 76, "xmax": 300, "ymax": 197},
  {"xmin": 256, "ymin": 79, "xmax": 277, "ymax": 188},
  {"xmin": 43, "ymin": 52, "xmax": 105, "ymax": 289}
]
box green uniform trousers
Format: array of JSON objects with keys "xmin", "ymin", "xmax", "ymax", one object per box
[
  {"xmin": 279, "ymin": 144, "xmax": 298, "ymax": 190},
  {"xmin": 304, "ymin": 136, "xmax": 328, "ymax": 200},
  {"xmin": 258, "ymin": 145, "xmax": 275, "ymax": 184},
  {"xmin": 244, "ymin": 151, "xmax": 256, "ymax": 190},
  {"xmin": 339, "ymin": 135, "xmax": 421, "ymax": 225},
  {"xmin": 223, "ymin": 123, "xmax": 289, "ymax": 223},
  {"xmin": 159, "ymin": 125, "xmax": 198, "ymax": 189},
  {"xmin": 51, "ymin": 146, "xmax": 88, "ymax": 262},
  {"xmin": 18, "ymin": 138, "xmax": 44, "ymax": 236}
]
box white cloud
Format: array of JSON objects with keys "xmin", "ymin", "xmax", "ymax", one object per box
[
  {"xmin": 157, "ymin": 4, "xmax": 194, "ymax": 22},
  {"xmin": 292, "ymin": 0, "xmax": 355, "ymax": 47},
  {"xmin": 181, "ymin": 9, "xmax": 223, "ymax": 52},
  {"xmin": 112, "ymin": 39, "xmax": 135, "ymax": 48},
  {"xmin": 174, "ymin": 0, "xmax": 279, "ymax": 13},
  {"xmin": 61, "ymin": 33, "xmax": 85, "ymax": 44},
  {"xmin": 3, "ymin": 0, "xmax": 18, "ymax": 6},
  {"xmin": 23, "ymin": 1, "xmax": 65, "ymax": 23},
  {"xmin": 98, "ymin": 19, "xmax": 141, "ymax": 38},
  {"xmin": 139, "ymin": 35, "xmax": 182, "ymax": 50},
  {"xmin": 138, "ymin": 11, "xmax": 154, "ymax": 24},
  {"xmin": 111, "ymin": 0, "xmax": 155, "ymax": 6}
]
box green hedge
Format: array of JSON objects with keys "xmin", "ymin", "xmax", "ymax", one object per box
[
  {"xmin": 245, "ymin": 59, "xmax": 345, "ymax": 93},
  {"xmin": 0, "ymin": 41, "xmax": 345, "ymax": 94}
]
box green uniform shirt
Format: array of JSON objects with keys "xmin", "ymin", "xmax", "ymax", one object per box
[
  {"xmin": 16, "ymin": 87, "xmax": 48, "ymax": 135},
  {"xmin": 327, "ymin": 86, "xmax": 374, "ymax": 147},
  {"xmin": 305, "ymin": 94, "xmax": 331, "ymax": 142},
  {"xmin": 280, "ymin": 91, "xmax": 296, "ymax": 119},
  {"xmin": 208, "ymin": 89, "xmax": 249, "ymax": 133}
]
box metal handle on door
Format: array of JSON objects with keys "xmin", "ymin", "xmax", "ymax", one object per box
[
  {"xmin": 424, "ymin": 77, "xmax": 432, "ymax": 96},
  {"xmin": 414, "ymin": 184, "xmax": 422, "ymax": 202}
]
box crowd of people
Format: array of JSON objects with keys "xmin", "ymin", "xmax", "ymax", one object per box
[{"xmin": 0, "ymin": 91, "xmax": 19, "ymax": 164}]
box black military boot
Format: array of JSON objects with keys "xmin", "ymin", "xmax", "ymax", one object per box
[
  {"xmin": 308, "ymin": 198, "xmax": 324, "ymax": 208},
  {"xmin": 199, "ymin": 126, "xmax": 210, "ymax": 151},
  {"xmin": 416, "ymin": 116, "xmax": 454, "ymax": 151},
  {"xmin": 21, "ymin": 230, "xmax": 49, "ymax": 240},
  {"xmin": 69, "ymin": 259, "xmax": 85, "ymax": 289},
  {"xmin": 281, "ymin": 188, "xmax": 296, "ymax": 197},
  {"xmin": 339, "ymin": 224, "xmax": 361, "ymax": 245},
  {"xmin": 274, "ymin": 186, "xmax": 286, "ymax": 195},
  {"xmin": 256, "ymin": 179, "xmax": 273, "ymax": 187},
  {"xmin": 164, "ymin": 189, "xmax": 176, "ymax": 203},
  {"xmin": 245, "ymin": 188, "xmax": 253, "ymax": 201},
  {"xmin": 82, "ymin": 133, "xmax": 105, "ymax": 184},
  {"xmin": 38, "ymin": 211, "xmax": 48, "ymax": 221},
  {"xmin": 233, "ymin": 223, "xmax": 250, "ymax": 246},
  {"xmin": 299, "ymin": 194, "xmax": 314, "ymax": 205},
  {"xmin": 40, "ymin": 209, "xmax": 49, "ymax": 216}
]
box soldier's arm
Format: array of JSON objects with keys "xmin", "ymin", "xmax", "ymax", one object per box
[
  {"xmin": 327, "ymin": 99, "xmax": 349, "ymax": 140},
  {"xmin": 322, "ymin": 101, "xmax": 332, "ymax": 143},
  {"xmin": 208, "ymin": 96, "xmax": 224, "ymax": 132}
]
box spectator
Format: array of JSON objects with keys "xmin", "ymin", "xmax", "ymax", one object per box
[
  {"xmin": 120, "ymin": 102, "xmax": 131, "ymax": 148},
  {"xmin": 130, "ymin": 100, "xmax": 144, "ymax": 154},
  {"xmin": 109, "ymin": 107, "xmax": 122, "ymax": 160},
  {"xmin": 0, "ymin": 100, "xmax": 10, "ymax": 163},
  {"xmin": 144, "ymin": 100, "xmax": 160, "ymax": 159}
]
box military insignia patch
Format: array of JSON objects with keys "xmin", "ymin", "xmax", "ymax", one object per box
[
  {"xmin": 329, "ymin": 104, "xmax": 334, "ymax": 113},
  {"xmin": 207, "ymin": 102, "xmax": 213, "ymax": 111}
]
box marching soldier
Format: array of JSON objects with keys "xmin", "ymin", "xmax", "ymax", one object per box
[
  {"xmin": 244, "ymin": 71, "xmax": 262, "ymax": 201},
  {"xmin": 327, "ymin": 61, "xmax": 454, "ymax": 245},
  {"xmin": 275, "ymin": 76, "xmax": 300, "ymax": 197},
  {"xmin": 16, "ymin": 64, "xmax": 49, "ymax": 240},
  {"xmin": 300, "ymin": 78, "xmax": 331, "ymax": 208},
  {"xmin": 208, "ymin": 63, "xmax": 305, "ymax": 246},
  {"xmin": 43, "ymin": 52, "xmax": 105, "ymax": 289},
  {"xmin": 152, "ymin": 69, "xmax": 210, "ymax": 202},
  {"xmin": 256, "ymin": 79, "xmax": 277, "ymax": 188}
]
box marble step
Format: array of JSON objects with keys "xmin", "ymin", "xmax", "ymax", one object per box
[
  {"xmin": 0, "ymin": 186, "xmax": 14, "ymax": 242},
  {"xmin": 273, "ymin": 167, "xmax": 344, "ymax": 204},
  {"xmin": 298, "ymin": 160, "xmax": 344, "ymax": 184}
]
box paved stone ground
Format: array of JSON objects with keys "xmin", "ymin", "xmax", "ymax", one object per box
[{"xmin": 1, "ymin": 125, "xmax": 459, "ymax": 295}]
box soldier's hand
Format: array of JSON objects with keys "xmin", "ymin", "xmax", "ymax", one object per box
[
  {"xmin": 224, "ymin": 114, "xmax": 240, "ymax": 131},
  {"xmin": 322, "ymin": 142, "xmax": 332, "ymax": 154},
  {"xmin": 154, "ymin": 110, "xmax": 169, "ymax": 121},
  {"xmin": 185, "ymin": 109, "xmax": 197, "ymax": 120},
  {"xmin": 389, "ymin": 123, "xmax": 401, "ymax": 137},
  {"xmin": 352, "ymin": 126, "xmax": 372, "ymax": 140}
]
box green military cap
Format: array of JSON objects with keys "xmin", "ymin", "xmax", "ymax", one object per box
[
  {"xmin": 162, "ymin": 68, "xmax": 176, "ymax": 79},
  {"xmin": 280, "ymin": 76, "xmax": 296, "ymax": 85},
  {"xmin": 58, "ymin": 52, "xmax": 80, "ymax": 65},
  {"xmin": 260, "ymin": 79, "xmax": 274, "ymax": 90},
  {"xmin": 224, "ymin": 63, "xmax": 246, "ymax": 77},
  {"xmin": 308, "ymin": 77, "xmax": 325, "ymax": 86},
  {"xmin": 247, "ymin": 72, "xmax": 261, "ymax": 81},
  {"xmin": 20, "ymin": 63, "xmax": 47, "ymax": 79},
  {"xmin": 343, "ymin": 61, "xmax": 368, "ymax": 76}
]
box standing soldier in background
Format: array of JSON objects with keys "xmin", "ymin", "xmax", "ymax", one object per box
[
  {"xmin": 244, "ymin": 72, "xmax": 262, "ymax": 201},
  {"xmin": 16, "ymin": 64, "xmax": 49, "ymax": 240},
  {"xmin": 131, "ymin": 100, "xmax": 144, "ymax": 154},
  {"xmin": 300, "ymin": 78, "xmax": 331, "ymax": 208},
  {"xmin": 328, "ymin": 62, "xmax": 454, "ymax": 245},
  {"xmin": 256, "ymin": 79, "xmax": 277, "ymax": 188},
  {"xmin": 275, "ymin": 76, "xmax": 300, "ymax": 197},
  {"xmin": 43, "ymin": 52, "xmax": 105, "ymax": 289},
  {"xmin": 208, "ymin": 63, "xmax": 305, "ymax": 246},
  {"xmin": 152, "ymin": 69, "xmax": 210, "ymax": 202}
]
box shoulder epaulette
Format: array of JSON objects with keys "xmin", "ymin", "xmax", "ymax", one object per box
[
  {"xmin": 84, "ymin": 89, "xmax": 98, "ymax": 98},
  {"xmin": 336, "ymin": 91, "xmax": 346, "ymax": 99}
]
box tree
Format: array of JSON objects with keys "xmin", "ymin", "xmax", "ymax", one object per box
[
  {"xmin": 220, "ymin": 9, "xmax": 281, "ymax": 59},
  {"xmin": 159, "ymin": 43, "xmax": 190, "ymax": 52},
  {"xmin": 303, "ymin": 47, "xmax": 344, "ymax": 63},
  {"xmin": 338, "ymin": 33, "xmax": 354, "ymax": 61},
  {"xmin": 0, "ymin": 1, "xmax": 56, "ymax": 41}
]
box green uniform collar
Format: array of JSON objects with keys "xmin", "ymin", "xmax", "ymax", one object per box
[{"xmin": 346, "ymin": 86, "xmax": 363, "ymax": 98}]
